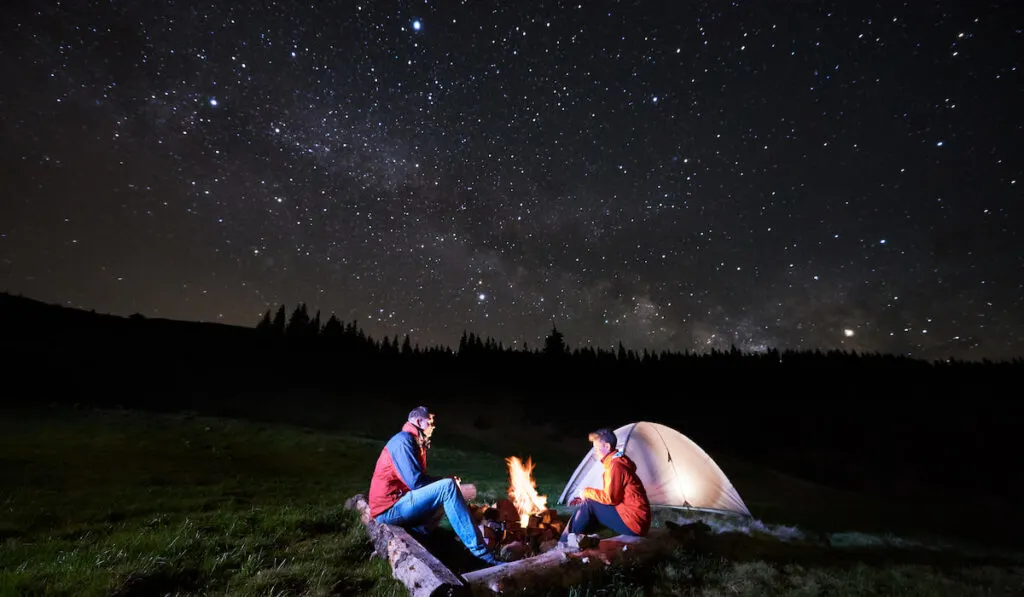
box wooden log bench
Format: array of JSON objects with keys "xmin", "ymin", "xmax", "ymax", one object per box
[
  {"xmin": 346, "ymin": 493, "xmax": 681, "ymax": 596},
  {"xmin": 344, "ymin": 494, "xmax": 466, "ymax": 596}
]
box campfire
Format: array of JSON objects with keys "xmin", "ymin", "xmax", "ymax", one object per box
[{"xmin": 470, "ymin": 456, "xmax": 569, "ymax": 562}]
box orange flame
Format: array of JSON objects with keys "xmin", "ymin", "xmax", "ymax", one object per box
[{"xmin": 506, "ymin": 456, "xmax": 547, "ymax": 527}]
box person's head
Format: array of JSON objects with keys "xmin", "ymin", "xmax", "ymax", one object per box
[
  {"xmin": 588, "ymin": 428, "xmax": 617, "ymax": 461},
  {"xmin": 408, "ymin": 406, "xmax": 436, "ymax": 440}
]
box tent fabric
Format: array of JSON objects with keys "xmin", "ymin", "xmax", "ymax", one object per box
[{"xmin": 557, "ymin": 421, "xmax": 751, "ymax": 516}]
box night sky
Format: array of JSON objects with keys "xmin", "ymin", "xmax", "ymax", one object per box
[{"xmin": 1, "ymin": 1, "xmax": 1021, "ymax": 361}]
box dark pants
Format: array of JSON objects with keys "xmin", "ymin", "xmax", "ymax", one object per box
[{"xmin": 562, "ymin": 498, "xmax": 638, "ymax": 538}]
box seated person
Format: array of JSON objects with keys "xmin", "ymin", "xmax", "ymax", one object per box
[
  {"xmin": 368, "ymin": 406, "xmax": 498, "ymax": 565},
  {"xmin": 561, "ymin": 427, "xmax": 651, "ymax": 543}
]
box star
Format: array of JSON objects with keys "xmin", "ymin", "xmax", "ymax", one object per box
[{"xmin": 0, "ymin": 0, "xmax": 1018, "ymax": 363}]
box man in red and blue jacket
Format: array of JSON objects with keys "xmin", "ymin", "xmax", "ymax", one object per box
[{"xmin": 369, "ymin": 406, "xmax": 498, "ymax": 566}]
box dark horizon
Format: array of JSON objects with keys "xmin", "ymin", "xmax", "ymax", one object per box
[
  {"xmin": 5, "ymin": 289, "xmax": 1023, "ymax": 365},
  {"xmin": 5, "ymin": 287, "xmax": 1023, "ymax": 508}
]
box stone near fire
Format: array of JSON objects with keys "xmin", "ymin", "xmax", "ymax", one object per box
[
  {"xmin": 499, "ymin": 540, "xmax": 530, "ymax": 562},
  {"xmin": 538, "ymin": 539, "xmax": 560, "ymax": 553}
]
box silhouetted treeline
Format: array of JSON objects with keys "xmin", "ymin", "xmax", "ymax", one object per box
[
  {"xmin": 6, "ymin": 293, "xmax": 1018, "ymax": 373},
  {"xmin": 4, "ymin": 293, "xmax": 1023, "ymax": 502},
  {"xmin": 251, "ymin": 301, "xmax": 1022, "ymax": 373},
  {"xmin": 4, "ymin": 292, "xmax": 1022, "ymax": 408}
]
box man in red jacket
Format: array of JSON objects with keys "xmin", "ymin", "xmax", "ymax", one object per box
[
  {"xmin": 369, "ymin": 406, "xmax": 498, "ymax": 566},
  {"xmin": 561, "ymin": 427, "xmax": 651, "ymax": 543}
]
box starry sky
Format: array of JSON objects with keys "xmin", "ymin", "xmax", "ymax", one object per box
[{"xmin": 1, "ymin": 1, "xmax": 1021, "ymax": 361}]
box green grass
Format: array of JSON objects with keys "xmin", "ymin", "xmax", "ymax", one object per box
[
  {"xmin": 0, "ymin": 407, "xmax": 409, "ymax": 597},
  {"xmin": 2, "ymin": 405, "xmax": 1022, "ymax": 596}
]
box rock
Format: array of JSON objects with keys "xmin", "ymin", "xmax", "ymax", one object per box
[{"xmin": 499, "ymin": 541, "xmax": 530, "ymax": 562}]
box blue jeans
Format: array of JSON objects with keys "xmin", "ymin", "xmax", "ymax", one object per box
[
  {"xmin": 375, "ymin": 478, "xmax": 489, "ymax": 557},
  {"xmin": 562, "ymin": 498, "xmax": 637, "ymax": 538}
]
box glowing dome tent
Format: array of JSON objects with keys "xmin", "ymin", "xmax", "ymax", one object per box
[{"xmin": 557, "ymin": 421, "xmax": 751, "ymax": 516}]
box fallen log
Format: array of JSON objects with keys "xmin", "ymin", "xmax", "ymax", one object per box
[
  {"xmin": 345, "ymin": 493, "xmax": 467, "ymax": 597},
  {"xmin": 461, "ymin": 531, "xmax": 675, "ymax": 595}
]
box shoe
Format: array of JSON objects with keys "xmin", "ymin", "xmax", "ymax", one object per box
[
  {"xmin": 553, "ymin": 539, "xmax": 579, "ymax": 553},
  {"xmin": 565, "ymin": 532, "xmax": 600, "ymax": 550}
]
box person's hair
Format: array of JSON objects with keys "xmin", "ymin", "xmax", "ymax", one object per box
[
  {"xmin": 588, "ymin": 428, "xmax": 617, "ymax": 451},
  {"xmin": 408, "ymin": 406, "xmax": 432, "ymax": 421},
  {"xmin": 407, "ymin": 406, "xmax": 434, "ymax": 450}
]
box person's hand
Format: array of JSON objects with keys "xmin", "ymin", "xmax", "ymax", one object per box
[{"xmin": 568, "ymin": 496, "xmax": 583, "ymax": 507}]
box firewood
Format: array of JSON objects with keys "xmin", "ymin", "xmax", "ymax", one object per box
[
  {"xmin": 478, "ymin": 522, "xmax": 501, "ymax": 550},
  {"xmin": 494, "ymin": 499, "xmax": 518, "ymax": 523}
]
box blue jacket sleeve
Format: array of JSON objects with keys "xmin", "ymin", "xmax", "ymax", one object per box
[{"xmin": 390, "ymin": 433, "xmax": 436, "ymax": 489}]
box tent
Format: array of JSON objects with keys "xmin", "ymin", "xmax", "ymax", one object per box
[{"xmin": 557, "ymin": 421, "xmax": 751, "ymax": 517}]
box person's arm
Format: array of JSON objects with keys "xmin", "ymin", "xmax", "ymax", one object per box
[
  {"xmin": 390, "ymin": 434, "xmax": 432, "ymax": 489},
  {"xmin": 582, "ymin": 484, "xmax": 609, "ymax": 503},
  {"xmin": 582, "ymin": 462, "xmax": 626, "ymax": 505}
]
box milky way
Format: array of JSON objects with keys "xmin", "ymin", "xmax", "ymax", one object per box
[{"xmin": 1, "ymin": 1, "xmax": 1021, "ymax": 361}]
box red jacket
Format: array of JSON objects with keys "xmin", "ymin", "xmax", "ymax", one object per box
[
  {"xmin": 368, "ymin": 422, "xmax": 437, "ymax": 517},
  {"xmin": 582, "ymin": 451, "xmax": 651, "ymax": 536}
]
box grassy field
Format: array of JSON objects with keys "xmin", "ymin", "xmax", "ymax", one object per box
[{"xmin": 2, "ymin": 404, "xmax": 1022, "ymax": 596}]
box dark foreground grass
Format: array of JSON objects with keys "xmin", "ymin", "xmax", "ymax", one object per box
[
  {"xmin": 0, "ymin": 406, "xmax": 413, "ymax": 596},
  {"xmin": 2, "ymin": 405, "xmax": 1022, "ymax": 596}
]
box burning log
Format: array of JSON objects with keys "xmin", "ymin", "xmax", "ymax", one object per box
[
  {"xmin": 494, "ymin": 499, "xmax": 519, "ymax": 526},
  {"xmin": 344, "ymin": 494, "xmax": 465, "ymax": 597},
  {"xmin": 469, "ymin": 500, "xmax": 569, "ymax": 561},
  {"xmin": 494, "ymin": 456, "xmax": 573, "ymax": 558}
]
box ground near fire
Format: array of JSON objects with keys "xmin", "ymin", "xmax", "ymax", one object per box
[{"xmin": 3, "ymin": 400, "xmax": 1023, "ymax": 597}]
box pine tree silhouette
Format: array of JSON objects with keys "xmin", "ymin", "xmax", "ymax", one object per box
[
  {"xmin": 256, "ymin": 309, "xmax": 272, "ymax": 331},
  {"xmin": 286, "ymin": 303, "xmax": 310, "ymax": 337},
  {"xmin": 271, "ymin": 305, "xmax": 287, "ymax": 335},
  {"xmin": 544, "ymin": 323, "xmax": 566, "ymax": 356}
]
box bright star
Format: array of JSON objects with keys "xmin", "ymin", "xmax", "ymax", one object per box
[
  {"xmin": 209, "ymin": 98, "xmax": 218, "ymax": 106},
  {"xmin": 844, "ymin": 329, "xmax": 855, "ymax": 337},
  {"xmin": 412, "ymin": 20, "xmax": 422, "ymax": 31}
]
